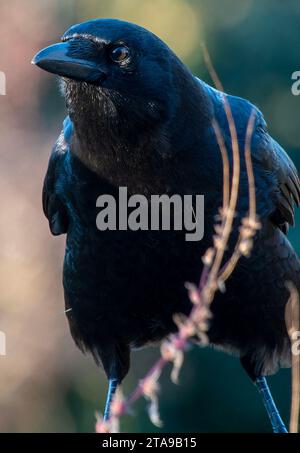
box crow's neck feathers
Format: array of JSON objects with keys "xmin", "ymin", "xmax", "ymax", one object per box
[{"xmin": 62, "ymin": 65, "xmax": 213, "ymax": 188}]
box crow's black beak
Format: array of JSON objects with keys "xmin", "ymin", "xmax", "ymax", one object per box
[{"xmin": 32, "ymin": 41, "xmax": 107, "ymax": 84}]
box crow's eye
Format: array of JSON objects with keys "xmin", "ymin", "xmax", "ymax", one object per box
[{"xmin": 110, "ymin": 45, "xmax": 131, "ymax": 63}]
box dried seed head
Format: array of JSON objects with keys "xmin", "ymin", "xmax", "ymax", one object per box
[
  {"xmin": 110, "ymin": 388, "xmax": 125, "ymax": 418},
  {"xmin": 214, "ymin": 224, "xmax": 223, "ymax": 236},
  {"xmin": 217, "ymin": 279, "xmax": 226, "ymax": 293},
  {"xmin": 185, "ymin": 282, "xmax": 201, "ymax": 305},
  {"xmin": 202, "ymin": 247, "xmax": 215, "ymax": 266},
  {"xmin": 140, "ymin": 371, "xmax": 163, "ymax": 428},
  {"xmin": 173, "ymin": 313, "xmax": 196, "ymax": 339},
  {"xmin": 95, "ymin": 413, "xmax": 111, "ymax": 433},
  {"xmin": 239, "ymin": 225, "xmax": 255, "ymax": 239},
  {"xmin": 213, "ymin": 235, "xmax": 223, "ymax": 250},
  {"xmin": 140, "ymin": 369, "xmax": 161, "ymax": 399},
  {"xmin": 239, "ymin": 238, "xmax": 253, "ymax": 257},
  {"xmin": 148, "ymin": 393, "xmax": 163, "ymax": 428},
  {"xmin": 161, "ymin": 338, "xmax": 185, "ymax": 384}
]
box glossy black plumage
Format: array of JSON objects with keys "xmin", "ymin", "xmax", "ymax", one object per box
[{"xmin": 35, "ymin": 19, "xmax": 300, "ymax": 387}]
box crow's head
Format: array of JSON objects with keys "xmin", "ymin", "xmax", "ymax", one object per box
[
  {"xmin": 32, "ymin": 18, "xmax": 208, "ymax": 162},
  {"xmin": 33, "ymin": 20, "xmax": 192, "ymax": 129}
]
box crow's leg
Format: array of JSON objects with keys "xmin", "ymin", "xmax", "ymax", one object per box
[
  {"xmin": 100, "ymin": 342, "xmax": 130, "ymax": 421},
  {"xmin": 240, "ymin": 356, "xmax": 287, "ymax": 433},
  {"xmin": 255, "ymin": 376, "xmax": 288, "ymax": 433},
  {"xmin": 103, "ymin": 378, "xmax": 119, "ymax": 421}
]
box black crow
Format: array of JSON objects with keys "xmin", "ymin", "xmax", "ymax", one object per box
[{"xmin": 32, "ymin": 18, "xmax": 300, "ymax": 432}]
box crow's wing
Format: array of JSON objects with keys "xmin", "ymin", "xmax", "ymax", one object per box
[
  {"xmin": 42, "ymin": 116, "xmax": 73, "ymax": 235},
  {"xmin": 198, "ymin": 78, "xmax": 300, "ymax": 233},
  {"xmin": 254, "ymin": 129, "xmax": 300, "ymax": 233}
]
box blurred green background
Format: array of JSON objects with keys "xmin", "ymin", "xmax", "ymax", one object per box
[{"xmin": 0, "ymin": 0, "xmax": 299, "ymax": 433}]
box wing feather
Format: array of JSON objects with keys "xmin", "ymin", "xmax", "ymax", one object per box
[{"xmin": 42, "ymin": 117, "xmax": 72, "ymax": 235}]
